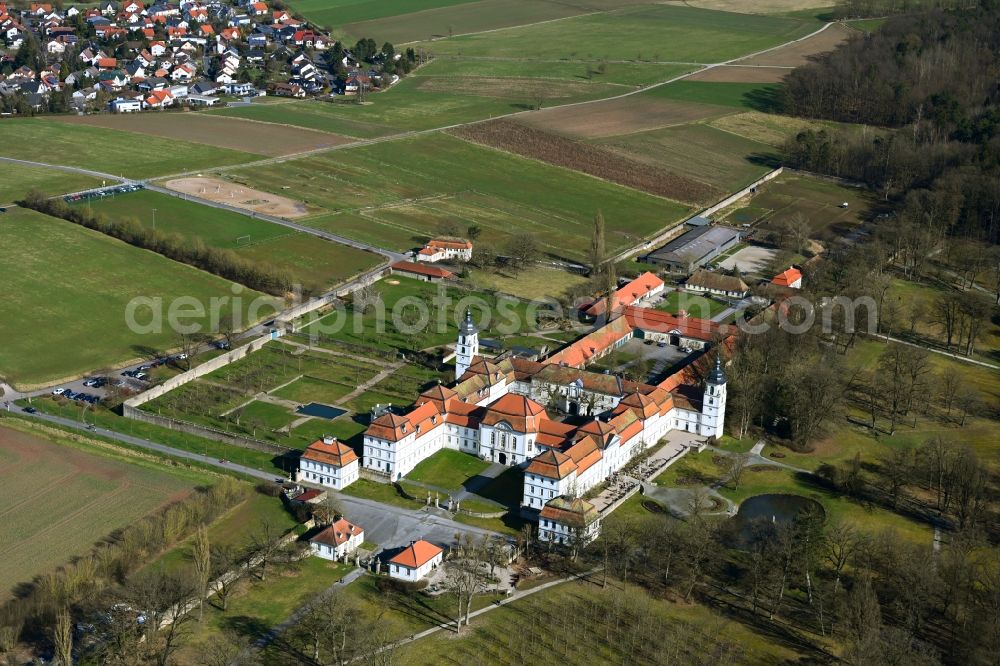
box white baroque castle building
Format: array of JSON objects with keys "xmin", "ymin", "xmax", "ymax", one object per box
[{"xmin": 299, "ymin": 272, "xmax": 730, "ymax": 543}]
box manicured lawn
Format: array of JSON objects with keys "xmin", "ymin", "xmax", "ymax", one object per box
[
  {"xmin": 232, "ymin": 133, "xmax": 691, "ymax": 262},
  {"xmin": 406, "ymin": 449, "xmax": 492, "ymax": 489},
  {"xmin": 341, "ymin": 479, "xmax": 423, "ymax": 509},
  {"xmin": 238, "ymin": 400, "xmax": 297, "ymax": 430},
  {"xmin": 0, "ymin": 163, "xmax": 100, "ymax": 203},
  {"xmin": 0, "ymin": 118, "xmax": 257, "ymax": 178},
  {"xmin": 419, "ymin": 5, "xmax": 820, "ymax": 63},
  {"xmin": 85, "ymin": 190, "xmax": 382, "ymax": 292},
  {"xmin": 271, "ymin": 376, "xmax": 357, "ymax": 405},
  {"xmin": 0, "ymin": 209, "xmax": 272, "ymax": 388},
  {"xmin": 0, "ymin": 420, "xmax": 209, "ymax": 600},
  {"xmin": 656, "ymin": 290, "xmax": 729, "ymax": 318}
]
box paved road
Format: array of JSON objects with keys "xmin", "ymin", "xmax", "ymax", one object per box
[{"xmin": 7, "ymin": 410, "xmax": 499, "ymax": 548}]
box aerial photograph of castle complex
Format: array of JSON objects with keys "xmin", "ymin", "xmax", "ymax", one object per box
[{"xmin": 1, "ymin": 0, "xmax": 998, "ymax": 662}]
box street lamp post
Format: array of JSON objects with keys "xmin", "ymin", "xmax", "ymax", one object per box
[{"xmin": 152, "ymin": 208, "xmax": 157, "ymax": 230}]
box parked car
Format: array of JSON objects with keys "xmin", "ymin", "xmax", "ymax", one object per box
[
  {"xmin": 23, "ymin": 406, "xmax": 37, "ymax": 414},
  {"xmin": 52, "ymin": 387, "xmax": 66, "ymax": 395}
]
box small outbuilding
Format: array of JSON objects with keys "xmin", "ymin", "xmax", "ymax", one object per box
[
  {"xmin": 310, "ymin": 517, "xmax": 364, "ymax": 560},
  {"xmin": 387, "ymin": 540, "xmax": 444, "ymax": 582}
]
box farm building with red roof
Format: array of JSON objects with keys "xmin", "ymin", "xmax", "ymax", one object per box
[{"xmin": 388, "ymin": 540, "xmax": 444, "ymax": 582}]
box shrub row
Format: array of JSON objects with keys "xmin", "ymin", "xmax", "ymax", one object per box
[{"xmin": 21, "ymin": 190, "xmax": 293, "ymax": 296}]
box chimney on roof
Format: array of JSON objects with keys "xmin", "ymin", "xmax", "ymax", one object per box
[
  {"xmin": 677, "ymin": 309, "xmax": 688, "ymax": 319},
  {"xmin": 322, "ymin": 435, "xmax": 335, "ymax": 445}
]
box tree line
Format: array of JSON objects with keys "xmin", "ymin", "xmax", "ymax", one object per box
[
  {"xmin": 20, "ymin": 191, "xmax": 295, "ymax": 296},
  {"xmin": 781, "ymin": 6, "xmax": 1000, "ymax": 247},
  {"xmin": 0, "ymin": 475, "xmax": 251, "ymax": 664}
]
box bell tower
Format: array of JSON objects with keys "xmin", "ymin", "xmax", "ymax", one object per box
[
  {"xmin": 455, "ymin": 308, "xmax": 478, "ymax": 380},
  {"xmin": 701, "ymin": 354, "xmax": 727, "ymax": 438}
]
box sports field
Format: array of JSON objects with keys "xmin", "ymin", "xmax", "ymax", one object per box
[
  {"xmin": 418, "ymin": 5, "xmax": 820, "ymax": 63},
  {"xmin": 0, "ymin": 208, "xmax": 274, "ymax": 388},
  {"xmin": 85, "ymin": 191, "xmax": 382, "ymax": 292},
  {"xmin": 0, "ymin": 119, "xmax": 257, "ymax": 179},
  {"xmin": 0, "ymin": 423, "xmax": 203, "ymax": 599},
  {"xmin": 0, "ymin": 163, "xmax": 100, "ymax": 204},
  {"xmin": 228, "ymin": 133, "xmax": 691, "ymax": 260},
  {"xmin": 57, "ymin": 112, "xmax": 351, "ymax": 156}
]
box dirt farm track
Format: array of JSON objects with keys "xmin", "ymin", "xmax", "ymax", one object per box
[{"xmin": 164, "ymin": 176, "xmax": 311, "ymax": 218}]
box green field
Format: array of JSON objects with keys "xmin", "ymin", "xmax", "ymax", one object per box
[
  {"xmin": 287, "ymin": 0, "xmax": 478, "ymax": 29},
  {"xmin": 0, "ymin": 163, "xmax": 100, "ymax": 204},
  {"xmin": 336, "ymin": 0, "xmax": 599, "ymax": 43},
  {"xmin": 230, "ymin": 133, "xmax": 691, "ymax": 260},
  {"xmin": 419, "ymin": 5, "xmax": 820, "ymax": 62},
  {"xmin": 418, "ymin": 58, "xmax": 695, "ymax": 87},
  {"xmin": 213, "ymin": 71, "xmax": 630, "ymax": 138},
  {"xmin": 299, "ymin": 275, "xmax": 547, "ymax": 355},
  {"xmin": 85, "ymin": 191, "xmax": 382, "ymax": 292},
  {"xmin": 0, "ymin": 119, "xmax": 257, "ymax": 178},
  {"xmin": 646, "ymin": 80, "xmax": 784, "ymax": 110},
  {"xmin": 595, "ymin": 122, "xmax": 776, "ymax": 192},
  {"xmin": 0, "ymin": 421, "xmax": 208, "ymax": 599},
  {"xmin": 0, "ymin": 209, "xmax": 273, "ymax": 388}
]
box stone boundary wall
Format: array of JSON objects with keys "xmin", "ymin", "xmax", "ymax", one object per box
[
  {"xmin": 127, "ymin": 408, "xmax": 292, "ymax": 455},
  {"xmin": 123, "ymin": 333, "xmax": 275, "ymax": 412}
]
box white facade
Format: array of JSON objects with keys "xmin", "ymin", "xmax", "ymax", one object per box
[
  {"xmin": 298, "ymin": 456, "xmax": 359, "ymax": 490},
  {"xmin": 455, "ymin": 309, "xmax": 478, "ymax": 380},
  {"xmin": 538, "ymin": 514, "xmax": 601, "ymax": 546},
  {"xmin": 388, "ymin": 549, "xmax": 443, "ymax": 582},
  {"xmin": 310, "ymin": 521, "xmax": 364, "ymax": 561}
]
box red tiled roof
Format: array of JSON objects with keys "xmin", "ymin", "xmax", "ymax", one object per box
[
  {"xmin": 302, "ymin": 437, "xmax": 358, "ymax": 467},
  {"xmin": 390, "ymin": 540, "xmax": 442, "ymax": 568},
  {"xmin": 772, "ymin": 267, "xmax": 802, "ymax": 287},
  {"xmin": 584, "ymin": 271, "xmax": 664, "ymax": 317},
  {"xmin": 427, "ymin": 237, "xmax": 472, "ymax": 250},
  {"xmin": 310, "ymin": 517, "xmax": 363, "ymax": 547},
  {"xmin": 525, "ymin": 449, "xmax": 576, "ymax": 479},
  {"xmin": 391, "ymin": 261, "xmax": 455, "ymax": 280},
  {"xmin": 480, "ymin": 393, "xmax": 548, "ymax": 432},
  {"xmin": 623, "ymin": 306, "xmax": 718, "ymax": 342}
]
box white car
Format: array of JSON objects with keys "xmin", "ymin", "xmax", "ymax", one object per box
[{"xmin": 52, "ymin": 387, "xmax": 66, "ymax": 395}]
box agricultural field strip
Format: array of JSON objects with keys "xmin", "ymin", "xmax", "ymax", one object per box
[
  {"xmin": 161, "ymin": 23, "xmax": 834, "ymax": 183},
  {"xmin": 395, "ymin": 6, "xmax": 607, "ymax": 45}
]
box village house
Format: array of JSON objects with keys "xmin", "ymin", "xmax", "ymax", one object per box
[
  {"xmin": 772, "ymin": 267, "xmax": 803, "ymax": 289},
  {"xmin": 684, "ymin": 269, "xmax": 750, "ymax": 298},
  {"xmin": 387, "ymin": 540, "xmax": 444, "ymax": 582},
  {"xmin": 415, "ymin": 237, "xmax": 473, "ymax": 263},
  {"xmin": 309, "ymin": 518, "xmax": 364, "ymax": 561}
]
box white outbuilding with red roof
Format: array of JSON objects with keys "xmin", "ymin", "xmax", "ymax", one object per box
[
  {"xmin": 309, "ymin": 517, "xmax": 364, "ymax": 561},
  {"xmin": 388, "ymin": 540, "xmax": 444, "ymax": 582}
]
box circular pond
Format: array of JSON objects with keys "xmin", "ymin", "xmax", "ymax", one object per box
[{"xmin": 727, "ymin": 494, "xmax": 825, "ymax": 548}]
